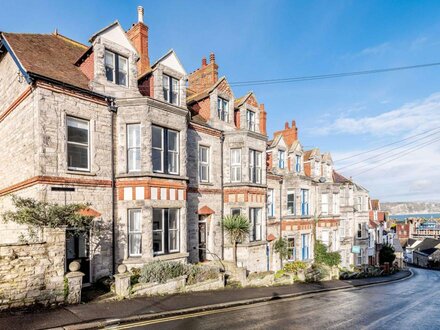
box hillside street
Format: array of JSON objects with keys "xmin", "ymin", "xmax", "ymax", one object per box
[{"xmin": 116, "ymin": 267, "xmax": 438, "ymax": 329}]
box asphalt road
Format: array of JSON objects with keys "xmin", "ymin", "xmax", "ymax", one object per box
[{"xmin": 113, "ymin": 267, "xmax": 440, "ymax": 330}]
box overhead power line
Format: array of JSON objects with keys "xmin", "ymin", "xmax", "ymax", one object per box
[
  {"xmin": 336, "ymin": 128, "xmax": 440, "ymax": 171},
  {"xmin": 350, "ymin": 135, "xmax": 440, "ymax": 177},
  {"xmin": 334, "ymin": 127, "xmax": 440, "ymax": 162},
  {"xmin": 229, "ymin": 62, "xmax": 440, "ymax": 87}
]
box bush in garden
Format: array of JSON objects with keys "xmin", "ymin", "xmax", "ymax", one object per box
[
  {"xmin": 283, "ymin": 261, "xmax": 307, "ymax": 273},
  {"xmin": 138, "ymin": 261, "xmax": 220, "ymax": 285}
]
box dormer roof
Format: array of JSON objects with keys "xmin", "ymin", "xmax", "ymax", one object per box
[
  {"xmin": 288, "ymin": 140, "xmax": 302, "ymax": 153},
  {"xmin": 89, "ymin": 20, "xmax": 137, "ymax": 55},
  {"xmin": 151, "ymin": 49, "xmax": 187, "ymax": 75},
  {"xmin": 234, "ymin": 91, "xmax": 256, "ymax": 108},
  {"xmin": 187, "ymin": 76, "xmax": 228, "ymax": 104}
]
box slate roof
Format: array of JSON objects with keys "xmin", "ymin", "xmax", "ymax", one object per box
[
  {"xmin": 2, "ymin": 32, "xmax": 90, "ymax": 90},
  {"xmin": 414, "ymin": 238, "xmax": 440, "ymax": 255},
  {"xmin": 332, "ymin": 171, "xmax": 351, "ymax": 184}
]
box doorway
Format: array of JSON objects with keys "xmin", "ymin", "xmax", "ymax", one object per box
[
  {"xmin": 66, "ymin": 229, "xmax": 91, "ymax": 284},
  {"xmin": 198, "ymin": 218, "xmax": 207, "ymax": 262}
]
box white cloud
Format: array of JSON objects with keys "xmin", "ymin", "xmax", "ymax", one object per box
[
  {"xmin": 319, "ymin": 92, "xmax": 440, "ymax": 136},
  {"xmin": 359, "ymin": 42, "xmax": 391, "ymax": 56}
]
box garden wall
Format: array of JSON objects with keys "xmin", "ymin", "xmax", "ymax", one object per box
[{"xmin": 0, "ymin": 228, "xmax": 66, "ymax": 310}]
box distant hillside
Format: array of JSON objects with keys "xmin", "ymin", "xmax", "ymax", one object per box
[{"xmin": 382, "ymin": 202, "xmax": 440, "ymax": 215}]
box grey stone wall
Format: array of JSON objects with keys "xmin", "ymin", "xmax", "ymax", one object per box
[{"xmin": 0, "ymin": 228, "xmax": 66, "ymax": 310}]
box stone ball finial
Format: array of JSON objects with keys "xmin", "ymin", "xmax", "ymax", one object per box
[
  {"xmin": 69, "ymin": 261, "xmax": 81, "ymax": 272},
  {"xmin": 118, "ymin": 264, "xmax": 127, "ymax": 274}
]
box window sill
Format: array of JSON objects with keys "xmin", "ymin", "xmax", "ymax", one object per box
[
  {"xmin": 199, "ymin": 182, "xmax": 214, "ymax": 186},
  {"xmin": 123, "ymin": 252, "xmax": 190, "ymax": 264},
  {"xmin": 66, "ymin": 170, "xmax": 96, "ymax": 176}
]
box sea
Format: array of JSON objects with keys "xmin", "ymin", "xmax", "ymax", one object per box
[{"xmin": 389, "ymin": 213, "xmax": 440, "ymax": 222}]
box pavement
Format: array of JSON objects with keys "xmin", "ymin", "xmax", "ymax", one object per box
[{"xmin": 0, "ymin": 269, "xmax": 411, "ymax": 330}]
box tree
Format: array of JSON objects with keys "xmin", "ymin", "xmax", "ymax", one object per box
[
  {"xmin": 274, "ymin": 237, "xmax": 290, "ymax": 262},
  {"xmin": 2, "ymin": 195, "xmax": 95, "ymax": 241},
  {"xmin": 222, "ymin": 214, "xmax": 251, "ymax": 266},
  {"xmin": 379, "ymin": 244, "xmax": 396, "ymax": 265}
]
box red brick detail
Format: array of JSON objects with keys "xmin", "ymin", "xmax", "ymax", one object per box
[
  {"xmin": 273, "ymin": 120, "xmax": 298, "ymax": 147},
  {"xmin": 0, "ymin": 86, "xmax": 33, "ymax": 124},
  {"xmin": 188, "ymin": 53, "xmax": 218, "ymax": 93},
  {"xmin": 127, "ymin": 22, "xmax": 150, "ymax": 76},
  {"xmin": 197, "ymin": 205, "xmax": 215, "ymax": 215},
  {"xmin": 36, "ymin": 81, "xmax": 107, "ymax": 105},
  {"xmin": 259, "ymin": 104, "xmax": 267, "ymax": 136},
  {"xmin": 234, "ymin": 110, "xmax": 241, "ymax": 128},
  {"xmin": 118, "ymin": 187, "xmax": 124, "ymax": 201},
  {"xmin": 188, "ymin": 123, "xmax": 222, "ymax": 138},
  {"xmin": 191, "ymin": 97, "xmax": 211, "ymax": 121},
  {"xmin": 79, "ymin": 51, "xmax": 94, "ymax": 81},
  {"xmin": 78, "ymin": 207, "xmax": 101, "ymax": 217},
  {"xmin": 216, "ymin": 79, "xmax": 233, "ymax": 98},
  {"xmin": 266, "ymin": 152, "xmax": 273, "ymax": 169},
  {"xmin": 246, "ymin": 94, "xmax": 258, "ymax": 108},
  {"xmin": 0, "ymin": 176, "xmax": 112, "ymax": 197},
  {"xmin": 304, "ymin": 162, "xmax": 311, "ymax": 177}
]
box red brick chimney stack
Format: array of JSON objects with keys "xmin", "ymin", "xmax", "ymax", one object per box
[
  {"xmin": 274, "ymin": 119, "xmax": 299, "ymax": 147},
  {"xmin": 188, "ymin": 52, "xmax": 219, "ymax": 93},
  {"xmin": 127, "ymin": 6, "xmax": 150, "ymax": 76},
  {"xmin": 259, "ymin": 104, "xmax": 267, "ymax": 136}
]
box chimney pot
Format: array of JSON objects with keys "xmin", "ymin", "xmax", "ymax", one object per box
[
  {"xmin": 259, "ymin": 103, "xmax": 265, "ymax": 112},
  {"xmin": 285, "ymin": 121, "xmax": 289, "ymax": 129},
  {"xmin": 292, "ymin": 120, "xmax": 296, "ymax": 127},
  {"xmin": 137, "ymin": 6, "xmax": 144, "ymax": 23},
  {"xmin": 202, "ymin": 57, "xmax": 207, "ymax": 68},
  {"xmin": 210, "ymin": 52, "xmax": 215, "ymax": 63}
]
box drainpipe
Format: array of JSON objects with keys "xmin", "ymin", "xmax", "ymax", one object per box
[
  {"xmin": 279, "ymin": 178, "xmax": 283, "ymax": 268},
  {"xmin": 107, "ymin": 98, "xmax": 117, "ymax": 275},
  {"xmin": 220, "ymin": 132, "xmax": 225, "ymax": 259}
]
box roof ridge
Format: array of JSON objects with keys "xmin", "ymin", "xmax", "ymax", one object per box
[{"xmin": 54, "ymin": 32, "xmax": 88, "ymax": 49}]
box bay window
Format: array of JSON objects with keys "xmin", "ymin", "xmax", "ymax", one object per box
[
  {"xmin": 217, "ymin": 98, "xmax": 229, "ymax": 122},
  {"xmin": 127, "ymin": 124, "xmax": 141, "ymax": 172},
  {"xmin": 105, "ymin": 50, "xmax": 128, "ymax": 86},
  {"xmin": 287, "ymin": 190, "xmax": 295, "ymax": 215},
  {"xmin": 163, "ymin": 75, "xmax": 179, "ymax": 105},
  {"xmin": 230, "ymin": 149, "xmax": 242, "ymax": 182},
  {"xmin": 301, "ymin": 189, "xmax": 309, "ymax": 216},
  {"xmin": 128, "ymin": 209, "xmax": 142, "ymax": 257},
  {"xmin": 267, "ymin": 189, "xmax": 274, "ymax": 217},
  {"xmin": 67, "ymin": 116, "xmax": 90, "ymax": 171},
  {"xmin": 153, "ymin": 208, "xmax": 180, "ymax": 255},
  {"xmin": 333, "ymin": 193, "xmax": 340, "ymax": 214},
  {"xmin": 152, "ymin": 125, "xmax": 179, "ymax": 175},
  {"xmin": 321, "ymin": 194, "xmax": 329, "ymax": 215},
  {"xmin": 249, "ymin": 208, "xmax": 262, "ymax": 241},
  {"xmin": 249, "ymin": 149, "xmax": 262, "ymax": 184},
  {"xmin": 199, "ymin": 146, "xmax": 210, "ymax": 182}
]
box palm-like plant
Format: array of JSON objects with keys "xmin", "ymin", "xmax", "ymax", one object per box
[{"xmin": 222, "ymin": 214, "xmax": 251, "ymax": 266}]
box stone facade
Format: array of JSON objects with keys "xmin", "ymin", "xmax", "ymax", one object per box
[{"xmin": 0, "ymin": 228, "xmax": 65, "ymax": 310}]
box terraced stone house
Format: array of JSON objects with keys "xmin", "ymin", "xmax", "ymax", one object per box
[{"xmin": 0, "ymin": 7, "xmax": 373, "ymax": 290}]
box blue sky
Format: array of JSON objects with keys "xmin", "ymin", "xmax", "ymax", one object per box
[{"xmin": 2, "ymin": 0, "xmax": 440, "ymax": 202}]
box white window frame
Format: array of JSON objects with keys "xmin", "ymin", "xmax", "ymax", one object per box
[
  {"xmin": 127, "ymin": 123, "xmax": 141, "ymax": 172},
  {"xmin": 217, "ymin": 97, "xmax": 229, "ymax": 122},
  {"xmin": 249, "ymin": 208, "xmax": 262, "ymax": 241},
  {"xmin": 321, "ymin": 194, "xmax": 329, "ymax": 215},
  {"xmin": 249, "ymin": 149, "xmax": 262, "ymax": 184},
  {"xmin": 230, "ymin": 148, "xmax": 242, "ymax": 182},
  {"xmin": 128, "ymin": 209, "xmax": 142, "ymax": 257},
  {"xmin": 301, "ymin": 189, "xmax": 309, "ymax": 216},
  {"xmin": 246, "ymin": 110, "xmax": 256, "ymax": 131},
  {"xmin": 105, "ymin": 50, "xmax": 128, "ymax": 86},
  {"xmin": 267, "ymin": 189, "xmax": 274, "ymax": 217},
  {"xmin": 153, "ymin": 208, "xmax": 180, "ymax": 255},
  {"xmin": 67, "ymin": 116, "xmax": 90, "ymax": 172},
  {"xmin": 278, "ymin": 150, "xmax": 285, "ymax": 169},
  {"xmin": 333, "ymin": 193, "xmax": 340, "ymax": 215},
  {"xmin": 152, "ymin": 125, "xmax": 179, "ymax": 175},
  {"xmin": 287, "ymin": 190, "xmax": 295, "ymax": 215},
  {"xmin": 163, "ymin": 74, "xmax": 179, "ymax": 106},
  {"xmin": 199, "ymin": 145, "xmax": 210, "ymax": 183},
  {"xmin": 295, "ymin": 154, "xmax": 301, "ymax": 173}
]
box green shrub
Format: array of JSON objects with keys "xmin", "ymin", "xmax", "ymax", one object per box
[
  {"xmin": 130, "ymin": 267, "xmax": 141, "ymax": 285},
  {"xmin": 139, "ymin": 261, "xmax": 189, "ymax": 284},
  {"xmin": 305, "ymin": 263, "xmax": 329, "ymax": 282},
  {"xmin": 379, "ymin": 244, "xmax": 396, "ymax": 265},
  {"xmin": 138, "ymin": 261, "xmax": 219, "ymax": 285},
  {"xmin": 314, "ymin": 241, "xmax": 341, "ymax": 267},
  {"xmin": 186, "ymin": 265, "xmax": 219, "ymax": 285},
  {"xmin": 283, "ymin": 261, "xmax": 307, "ymax": 273},
  {"xmin": 274, "ymin": 270, "xmax": 286, "ymax": 279}
]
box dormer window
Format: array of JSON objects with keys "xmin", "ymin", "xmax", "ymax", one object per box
[
  {"xmin": 217, "ymin": 98, "xmax": 229, "ymax": 122},
  {"xmin": 163, "ymin": 75, "xmax": 179, "ymax": 105},
  {"xmin": 246, "ymin": 110, "xmax": 255, "ymax": 131},
  {"xmin": 278, "ymin": 150, "xmax": 285, "ymax": 169},
  {"xmin": 295, "ymin": 154, "xmax": 301, "ymax": 173},
  {"xmin": 105, "ymin": 50, "xmax": 128, "ymax": 86}
]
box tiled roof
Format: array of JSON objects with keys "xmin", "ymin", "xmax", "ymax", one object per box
[
  {"xmin": 414, "ymin": 238, "xmax": 440, "ymax": 255},
  {"xmin": 2, "ymin": 32, "xmax": 90, "ymax": 90},
  {"xmin": 332, "ymin": 171, "xmax": 351, "ymax": 184}
]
